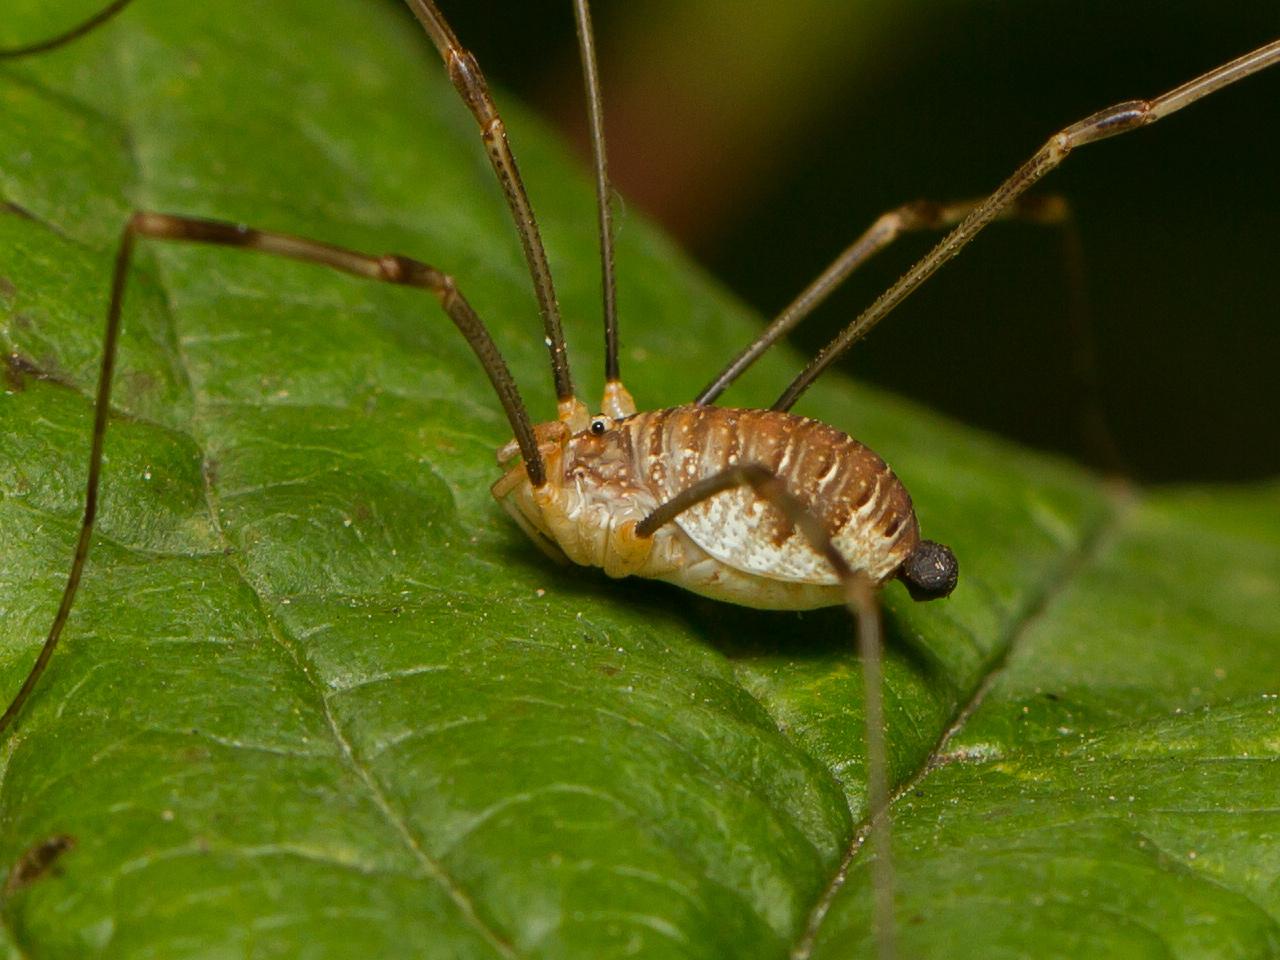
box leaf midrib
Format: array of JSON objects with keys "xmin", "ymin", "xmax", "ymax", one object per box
[
  {"xmin": 789, "ymin": 484, "xmax": 1131, "ymax": 957},
  {"xmin": 105, "ymin": 31, "xmax": 522, "ymax": 958},
  {"xmin": 6, "ymin": 15, "xmax": 1143, "ymax": 956}
]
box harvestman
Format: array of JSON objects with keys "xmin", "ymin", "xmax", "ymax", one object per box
[{"xmin": 2, "ymin": 1, "xmax": 1278, "ymax": 954}]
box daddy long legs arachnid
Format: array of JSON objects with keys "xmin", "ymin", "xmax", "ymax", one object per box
[{"xmin": 1, "ymin": 2, "xmax": 1278, "ymax": 957}]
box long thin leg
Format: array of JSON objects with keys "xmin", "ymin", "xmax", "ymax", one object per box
[
  {"xmin": 698, "ymin": 193, "xmax": 1125, "ymax": 473},
  {"xmin": 773, "ymin": 38, "xmax": 1280, "ymax": 412},
  {"xmin": 0, "ymin": 210, "xmax": 545, "ymax": 738},
  {"xmin": 695, "ymin": 193, "xmax": 1071, "ymax": 406},
  {"xmin": 572, "ymin": 0, "xmax": 621, "ymax": 392},
  {"xmin": 0, "ymin": 0, "xmax": 134, "ymax": 57},
  {"xmin": 2, "ymin": 0, "xmax": 578, "ymax": 413},
  {"xmin": 403, "ymin": 0, "xmax": 577, "ymax": 409},
  {"xmin": 637, "ymin": 465, "xmax": 896, "ymax": 960},
  {"xmin": 1055, "ymin": 216, "xmax": 1128, "ymax": 476}
]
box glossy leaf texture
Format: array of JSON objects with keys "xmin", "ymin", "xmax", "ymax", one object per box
[{"xmin": 0, "ymin": 2, "xmax": 1276, "ymax": 957}]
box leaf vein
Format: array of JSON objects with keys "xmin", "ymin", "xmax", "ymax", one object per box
[{"xmin": 791, "ymin": 488, "xmax": 1130, "ymax": 958}]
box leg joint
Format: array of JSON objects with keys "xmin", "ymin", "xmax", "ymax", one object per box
[{"xmin": 447, "ymin": 50, "xmax": 495, "ymax": 123}]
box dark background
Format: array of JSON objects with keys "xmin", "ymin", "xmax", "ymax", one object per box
[{"xmin": 421, "ymin": 1, "xmax": 1279, "ymax": 482}]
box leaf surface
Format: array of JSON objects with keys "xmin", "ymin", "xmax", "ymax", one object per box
[{"xmin": 0, "ymin": 2, "xmax": 1275, "ymax": 958}]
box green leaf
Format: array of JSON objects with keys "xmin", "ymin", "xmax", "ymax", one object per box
[{"xmin": 0, "ymin": 2, "xmax": 1276, "ymax": 958}]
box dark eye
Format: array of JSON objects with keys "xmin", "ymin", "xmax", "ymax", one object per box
[{"xmin": 589, "ymin": 417, "xmax": 608, "ymax": 436}]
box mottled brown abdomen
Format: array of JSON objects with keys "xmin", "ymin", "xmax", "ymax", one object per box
[{"xmin": 623, "ymin": 405, "xmax": 920, "ymax": 585}]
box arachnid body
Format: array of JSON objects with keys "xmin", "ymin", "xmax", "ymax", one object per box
[
  {"xmin": 0, "ymin": 0, "xmax": 963, "ymax": 777},
  {"xmin": 494, "ymin": 403, "xmax": 948, "ymax": 609},
  {"xmin": 1, "ymin": 3, "xmax": 1277, "ymax": 959}
]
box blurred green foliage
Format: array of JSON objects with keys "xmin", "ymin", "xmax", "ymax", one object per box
[{"xmin": 454, "ymin": 0, "xmax": 1280, "ymax": 481}]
